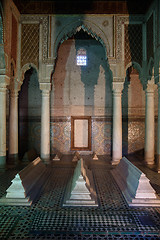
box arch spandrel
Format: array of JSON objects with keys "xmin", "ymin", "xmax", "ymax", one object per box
[{"xmin": 52, "ymin": 18, "xmax": 110, "ymax": 61}]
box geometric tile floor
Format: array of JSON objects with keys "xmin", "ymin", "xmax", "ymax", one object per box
[{"xmin": 0, "ymin": 155, "xmax": 160, "ymax": 240}]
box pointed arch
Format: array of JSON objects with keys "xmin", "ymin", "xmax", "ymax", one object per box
[
  {"xmin": 20, "ymin": 63, "xmax": 39, "ymax": 86},
  {"xmin": 53, "ymin": 19, "xmax": 110, "ymax": 61},
  {"xmin": 154, "ymin": 46, "xmax": 160, "ymax": 83},
  {"xmin": 125, "ymin": 61, "xmax": 143, "ymax": 83},
  {"xmin": 147, "ymin": 57, "xmax": 154, "ymax": 79}
]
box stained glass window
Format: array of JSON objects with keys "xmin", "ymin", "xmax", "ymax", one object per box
[{"xmin": 76, "ymin": 48, "xmax": 87, "ymax": 66}]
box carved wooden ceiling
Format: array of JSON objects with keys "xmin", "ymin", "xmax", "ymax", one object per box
[{"xmin": 12, "ymin": 0, "xmax": 153, "ymax": 14}]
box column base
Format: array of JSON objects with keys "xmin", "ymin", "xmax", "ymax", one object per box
[
  {"xmin": 0, "ymin": 156, "xmax": 6, "ymax": 170},
  {"xmin": 111, "ymin": 159, "xmax": 120, "ymax": 165},
  {"xmin": 145, "ymin": 157, "xmax": 155, "ymax": 165},
  {"xmin": 41, "ymin": 154, "xmax": 50, "ymax": 164},
  {"xmin": 42, "ymin": 159, "xmax": 50, "ymax": 165},
  {"xmin": 156, "ymin": 154, "xmax": 160, "ymax": 173},
  {"xmin": 8, "ymin": 154, "xmax": 19, "ymax": 165}
]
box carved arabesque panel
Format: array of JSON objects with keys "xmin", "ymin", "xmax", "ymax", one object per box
[
  {"xmin": 21, "ymin": 23, "xmax": 39, "ymax": 68},
  {"xmin": 116, "ymin": 16, "xmax": 143, "ymax": 66},
  {"xmin": 20, "ymin": 15, "xmax": 48, "ymax": 65},
  {"xmin": 116, "ymin": 16, "xmax": 129, "ymax": 62},
  {"xmin": 147, "ymin": 14, "xmax": 153, "ymax": 63},
  {"xmin": 125, "ymin": 24, "xmax": 142, "ymax": 66}
]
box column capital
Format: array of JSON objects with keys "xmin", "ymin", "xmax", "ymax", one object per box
[
  {"xmin": 146, "ymin": 82, "xmax": 157, "ymax": 93},
  {"xmin": 113, "ymin": 77, "xmax": 125, "ymax": 82},
  {"xmin": 40, "ymin": 82, "xmax": 51, "ymax": 92},
  {"xmin": 9, "ymin": 78, "xmax": 21, "ymax": 92},
  {"xmin": 10, "ymin": 89, "xmax": 19, "ymax": 98},
  {"xmin": 0, "ymin": 84, "xmax": 7, "ymax": 93},
  {"xmin": 112, "ymin": 81, "xmax": 124, "ymax": 93}
]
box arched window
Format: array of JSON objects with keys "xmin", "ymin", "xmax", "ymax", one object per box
[{"xmin": 76, "ymin": 48, "xmax": 87, "ymax": 66}]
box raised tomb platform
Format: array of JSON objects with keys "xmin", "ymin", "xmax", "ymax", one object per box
[
  {"xmin": 63, "ymin": 158, "xmax": 98, "ymax": 206},
  {"xmin": 0, "ymin": 157, "xmax": 48, "ymax": 206},
  {"xmin": 111, "ymin": 157, "xmax": 160, "ymax": 207}
]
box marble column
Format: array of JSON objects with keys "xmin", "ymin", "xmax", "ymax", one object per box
[
  {"xmin": 112, "ymin": 81, "xmax": 124, "ymax": 165},
  {"xmin": 145, "ymin": 83, "xmax": 156, "ymax": 165},
  {"xmin": 157, "ymin": 83, "xmax": 160, "ymax": 172},
  {"xmin": 8, "ymin": 90, "xmax": 19, "ymax": 163},
  {"xmin": 0, "ymin": 86, "xmax": 7, "ymax": 167},
  {"xmin": 41, "ymin": 87, "xmax": 51, "ymax": 163}
]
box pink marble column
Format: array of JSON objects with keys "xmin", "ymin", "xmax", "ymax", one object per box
[
  {"xmin": 145, "ymin": 83, "xmax": 156, "ymax": 165},
  {"xmin": 0, "ymin": 86, "xmax": 7, "ymax": 167},
  {"xmin": 8, "ymin": 90, "xmax": 19, "ymax": 163},
  {"xmin": 112, "ymin": 81, "xmax": 124, "ymax": 165},
  {"xmin": 40, "ymin": 85, "xmax": 51, "ymax": 164},
  {"xmin": 156, "ymin": 83, "xmax": 160, "ymax": 172}
]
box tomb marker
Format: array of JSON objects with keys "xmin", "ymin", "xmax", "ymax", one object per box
[
  {"xmin": 0, "ymin": 157, "xmax": 47, "ymax": 206},
  {"xmin": 92, "ymin": 152, "xmax": 98, "ymax": 160},
  {"xmin": 111, "ymin": 157, "xmax": 160, "ymax": 207},
  {"xmin": 63, "ymin": 158, "xmax": 98, "ymax": 206}
]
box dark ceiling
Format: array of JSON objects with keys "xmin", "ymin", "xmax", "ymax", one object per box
[{"xmin": 12, "ymin": 0, "xmax": 153, "ymax": 14}]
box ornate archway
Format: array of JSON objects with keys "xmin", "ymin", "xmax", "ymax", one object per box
[{"xmin": 53, "ymin": 19, "xmax": 110, "ymax": 61}]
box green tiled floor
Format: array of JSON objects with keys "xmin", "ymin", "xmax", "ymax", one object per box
[{"xmin": 0, "ymin": 155, "xmax": 160, "ymax": 240}]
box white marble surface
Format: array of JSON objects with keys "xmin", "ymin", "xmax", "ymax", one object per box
[
  {"xmin": 111, "ymin": 157, "xmax": 160, "ymax": 207},
  {"xmin": 63, "ymin": 158, "xmax": 98, "ymax": 206},
  {"xmin": 0, "ymin": 157, "xmax": 47, "ymax": 206}
]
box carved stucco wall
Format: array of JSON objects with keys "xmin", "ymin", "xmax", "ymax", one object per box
[
  {"xmin": 0, "ymin": 14, "xmax": 5, "ymax": 71},
  {"xmin": 18, "ymin": 36, "xmax": 158, "ymax": 156},
  {"xmin": 50, "ymin": 39, "xmax": 112, "ymax": 117},
  {"xmin": 18, "ymin": 13, "xmax": 159, "ymax": 157},
  {"xmin": 3, "ymin": 0, "xmax": 19, "ymax": 78},
  {"xmin": 21, "ymin": 24, "xmax": 39, "ymax": 68},
  {"xmin": 49, "ymin": 15, "xmax": 114, "ymax": 60}
]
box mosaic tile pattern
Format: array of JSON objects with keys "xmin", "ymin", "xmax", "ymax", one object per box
[
  {"xmin": 0, "ymin": 157, "xmax": 159, "ymax": 239},
  {"xmin": 51, "ymin": 122, "xmax": 71, "ymax": 153},
  {"xmin": 92, "ymin": 121, "xmax": 112, "ymax": 155},
  {"xmin": 128, "ymin": 121, "xmax": 145, "ymax": 154},
  {"xmin": 0, "ymin": 215, "xmax": 19, "ymax": 239},
  {"xmin": 19, "ymin": 117, "xmax": 148, "ymax": 156}
]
